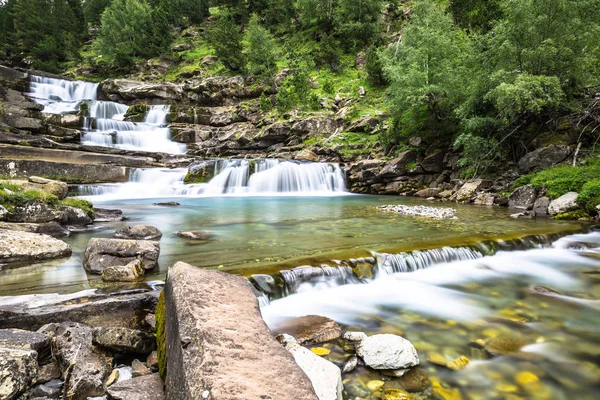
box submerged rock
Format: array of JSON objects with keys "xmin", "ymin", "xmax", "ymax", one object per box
[
  {"xmin": 342, "ymin": 356, "xmax": 358, "ymax": 373},
  {"xmin": 484, "ymin": 336, "xmax": 529, "ymax": 356},
  {"xmin": 176, "ymin": 230, "xmax": 214, "ymax": 241},
  {"xmin": 0, "ymin": 229, "xmax": 71, "ymax": 263},
  {"xmin": 106, "ymin": 373, "xmax": 165, "ymax": 400},
  {"xmin": 102, "ymin": 259, "xmax": 145, "ymax": 282},
  {"xmin": 355, "ymin": 334, "xmax": 420, "ymax": 370},
  {"xmin": 113, "ymin": 225, "xmax": 163, "ymax": 241},
  {"xmin": 153, "ymin": 202, "xmax": 180, "ymax": 207},
  {"xmin": 548, "ymin": 192, "xmax": 579, "ymax": 215},
  {"xmin": 279, "ymin": 334, "xmax": 343, "ymax": 400},
  {"xmin": 92, "ymin": 327, "xmax": 155, "ymax": 355},
  {"xmin": 272, "ymin": 316, "xmax": 341, "ymax": 346},
  {"xmin": 83, "ymin": 238, "xmax": 160, "ymax": 274},
  {"xmin": 0, "ymin": 346, "xmax": 38, "ymax": 400}
]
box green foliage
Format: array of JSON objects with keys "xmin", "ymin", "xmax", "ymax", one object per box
[
  {"xmin": 449, "ymin": 0, "xmax": 503, "ymax": 33},
  {"xmin": 83, "ymin": 0, "xmax": 111, "ymax": 28},
  {"xmin": 275, "ymin": 68, "xmax": 312, "ymax": 112},
  {"xmin": 578, "ymin": 180, "xmax": 600, "ymax": 213},
  {"xmin": 314, "ymin": 34, "xmax": 342, "ymax": 72},
  {"xmin": 515, "ymin": 162, "xmax": 600, "ymax": 199},
  {"xmin": 259, "ymin": 92, "xmax": 272, "ymax": 112},
  {"xmin": 365, "ymin": 46, "xmax": 385, "ymax": 86},
  {"xmin": 454, "ymin": 133, "xmax": 503, "ymax": 175},
  {"xmin": 60, "ymin": 198, "xmax": 94, "ymax": 215},
  {"xmin": 0, "ymin": 185, "xmax": 59, "ymax": 212},
  {"xmin": 322, "ymin": 78, "xmax": 335, "ymax": 95},
  {"xmin": 209, "ymin": 14, "xmax": 245, "ymax": 71},
  {"xmin": 335, "ymin": 0, "xmax": 382, "ymax": 48},
  {"xmin": 244, "ymin": 14, "xmax": 278, "ymax": 77}
]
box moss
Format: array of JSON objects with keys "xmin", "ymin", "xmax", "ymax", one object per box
[
  {"xmin": 124, "ymin": 104, "xmax": 148, "ymax": 121},
  {"xmin": 554, "ymin": 209, "xmax": 590, "ymax": 220},
  {"xmin": 0, "ymin": 185, "xmax": 59, "ymax": 212},
  {"xmin": 183, "ymin": 172, "xmax": 207, "ymax": 184},
  {"xmin": 578, "ymin": 179, "xmax": 600, "ymax": 213},
  {"xmin": 155, "ymin": 290, "xmax": 167, "ymax": 381},
  {"xmin": 60, "ymin": 198, "xmax": 94, "ymax": 215},
  {"xmin": 17, "ymin": 141, "xmax": 31, "ymax": 147}
]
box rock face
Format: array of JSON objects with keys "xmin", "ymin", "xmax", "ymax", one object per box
[
  {"xmin": 102, "ymin": 259, "xmax": 145, "ymax": 282},
  {"xmin": 92, "ymin": 327, "xmax": 155, "ymax": 355},
  {"xmin": 548, "ymin": 192, "xmax": 579, "ymax": 215},
  {"xmin": 0, "ymin": 221, "xmax": 70, "ymax": 237},
  {"xmin": 0, "ymin": 229, "xmax": 71, "ymax": 263},
  {"xmin": 509, "ymin": 185, "xmax": 538, "ymax": 210},
  {"xmin": 0, "ymin": 159, "xmax": 129, "ymax": 184},
  {"xmin": 52, "ymin": 322, "xmax": 112, "ymax": 400},
  {"xmin": 278, "ymin": 334, "xmax": 343, "ymax": 400},
  {"xmin": 83, "ymin": 238, "xmax": 160, "ymax": 274},
  {"xmin": 272, "ymin": 316, "xmax": 341, "ymax": 346},
  {"xmin": 355, "ymin": 334, "xmax": 420, "ymax": 370},
  {"xmin": 379, "ymin": 151, "xmax": 417, "ymax": 178},
  {"xmin": 0, "ymin": 347, "xmax": 38, "ymax": 400},
  {"xmin": 164, "ymin": 262, "xmax": 318, "ymax": 400},
  {"xmin": 100, "ymin": 79, "xmax": 184, "ymax": 102},
  {"xmin": 0, "ymin": 291, "xmax": 158, "ymax": 331},
  {"xmin": 113, "ymin": 225, "xmax": 163, "ymax": 240},
  {"xmin": 518, "ymin": 145, "xmax": 571, "ymax": 173},
  {"xmin": 107, "ymin": 373, "xmax": 165, "ymax": 400}
]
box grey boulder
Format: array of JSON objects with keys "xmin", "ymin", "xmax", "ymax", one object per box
[
  {"xmin": 548, "ymin": 192, "xmax": 579, "ymax": 215},
  {"xmin": 355, "ymin": 334, "xmax": 419, "ymax": 370},
  {"xmin": 92, "ymin": 327, "xmax": 155, "ymax": 355},
  {"xmin": 113, "ymin": 225, "xmax": 162, "ymax": 240},
  {"xmin": 0, "ymin": 346, "xmax": 38, "ymax": 400},
  {"xmin": 83, "ymin": 238, "xmax": 160, "ymax": 274}
]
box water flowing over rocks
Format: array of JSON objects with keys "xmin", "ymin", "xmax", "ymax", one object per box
[
  {"xmin": 377, "ymin": 205, "xmax": 458, "ymax": 220},
  {"xmin": 163, "ymin": 262, "xmax": 318, "ymax": 400},
  {"xmin": 83, "ymin": 238, "xmax": 160, "ymax": 274},
  {"xmin": 0, "ymin": 229, "xmax": 71, "ymax": 263},
  {"xmin": 355, "ymin": 334, "xmax": 420, "ymax": 370},
  {"xmin": 278, "ymin": 334, "xmax": 343, "ymax": 400}
]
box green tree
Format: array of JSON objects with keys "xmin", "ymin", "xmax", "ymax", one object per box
[
  {"xmin": 244, "ymin": 14, "xmax": 278, "ymax": 77},
  {"xmin": 448, "ymin": 0, "xmax": 502, "ymax": 33},
  {"xmin": 209, "ymin": 14, "xmax": 245, "ymax": 71},
  {"xmin": 314, "ymin": 34, "xmax": 342, "ymax": 72},
  {"xmin": 365, "ymin": 46, "xmax": 385, "ymax": 85},
  {"xmin": 83, "ymin": 0, "xmax": 111, "ymax": 28},
  {"xmin": 295, "ymin": 0, "xmax": 336, "ymax": 32},
  {"xmin": 335, "ymin": 0, "xmax": 382, "ymax": 48},
  {"xmin": 382, "ymin": 0, "xmax": 472, "ymax": 142}
]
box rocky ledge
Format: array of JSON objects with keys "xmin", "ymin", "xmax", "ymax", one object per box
[{"xmin": 0, "ymin": 229, "xmax": 72, "ymax": 263}]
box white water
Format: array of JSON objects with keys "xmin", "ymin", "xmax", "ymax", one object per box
[
  {"xmin": 77, "ymin": 159, "xmax": 347, "ymax": 199},
  {"xmin": 261, "ymin": 232, "xmax": 600, "ymax": 327},
  {"xmin": 28, "ymin": 76, "xmax": 186, "ymax": 154}
]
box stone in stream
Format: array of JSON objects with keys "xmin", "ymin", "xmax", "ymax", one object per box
[
  {"xmin": 106, "ymin": 373, "xmax": 165, "ymax": 400},
  {"xmin": 278, "ymin": 334, "xmax": 343, "ymax": 400},
  {"xmin": 131, "ymin": 358, "xmax": 152, "ymax": 377},
  {"xmin": 533, "ymin": 196, "xmax": 551, "ymax": 216},
  {"xmin": 0, "ymin": 229, "xmax": 71, "ymax": 263},
  {"xmin": 509, "ymin": 185, "xmax": 538, "ymax": 210},
  {"xmin": 355, "ymin": 334, "xmax": 420, "ymax": 370},
  {"xmin": 93, "ymin": 208, "xmax": 125, "ymax": 222},
  {"xmin": 0, "ymin": 346, "xmax": 38, "ymax": 400},
  {"xmin": 342, "ymin": 331, "xmax": 368, "ymax": 342},
  {"xmin": 0, "ymin": 291, "xmax": 159, "ymax": 331},
  {"xmin": 175, "ymin": 230, "xmax": 214, "ymax": 241},
  {"xmin": 0, "ymin": 221, "xmax": 70, "ymax": 237},
  {"xmin": 164, "ymin": 262, "xmax": 318, "ymax": 400},
  {"xmin": 92, "ymin": 327, "xmax": 156, "ymax": 355},
  {"xmin": 102, "ymin": 259, "xmax": 146, "ymax": 282},
  {"xmin": 113, "ymin": 225, "xmax": 163, "ymax": 240},
  {"xmin": 271, "ymin": 315, "xmax": 342, "ymax": 346},
  {"xmin": 342, "ymin": 355, "xmax": 358, "ymax": 373},
  {"xmin": 5, "ymin": 202, "xmax": 61, "ymax": 224},
  {"xmin": 484, "ymin": 336, "xmax": 529, "ymax": 356},
  {"xmin": 84, "ymin": 238, "xmax": 160, "ymax": 274},
  {"xmin": 51, "ymin": 322, "xmax": 113, "ymax": 400},
  {"xmin": 60, "ymin": 206, "xmax": 93, "ymax": 226},
  {"xmin": 153, "ymin": 202, "xmax": 180, "ymax": 206},
  {"xmin": 548, "ymin": 192, "xmax": 579, "ymax": 215}
]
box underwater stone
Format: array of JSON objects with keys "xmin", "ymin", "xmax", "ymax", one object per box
[{"xmin": 356, "ymin": 334, "xmax": 419, "ymax": 370}]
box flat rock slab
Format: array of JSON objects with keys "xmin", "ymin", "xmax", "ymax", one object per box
[
  {"xmin": 0, "ymin": 229, "xmax": 71, "ymax": 263},
  {"xmin": 0, "ymin": 290, "xmax": 159, "ymax": 331},
  {"xmin": 0, "ymin": 328, "xmax": 51, "ymax": 356},
  {"xmin": 165, "ymin": 262, "xmax": 318, "ymax": 400},
  {"xmin": 107, "ymin": 373, "xmax": 165, "ymax": 400},
  {"xmin": 84, "ymin": 238, "xmax": 160, "ymax": 274}
]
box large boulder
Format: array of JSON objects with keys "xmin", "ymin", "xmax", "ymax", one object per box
[
  {"xmin": 5, "ymin": 202, "xmax": 61, "ymax": 224},
  {"xmin": 355, "ymin": 334, "xmax": 420, "ymax": 370},
  {"xmin": 548, "ymin": 192, "xmax": 579, "ymax": 215},
  {"xmin": 378, "ymin": 151, "xmax": 418, "ymax": 179},
  {"xmin": 100, "ymin": 79, "xmax": 184, "ymax": 102},
  {"xmin": 420, "ymin": 152, "xmax": 445, "ymax": 173},
  {"xmin": 106, "ymin": 373, "xmax": 165, "ymax": 400},
  {"xmin": 450, "ymin": 179, "xmax": 490, "ymax": 203},
  {"xmin": 0, "ymin": 229, "xmax": 71, "ymax": 263},
  {"xmin": 60, "ymin": 206, "xmax": 93, "ymax": 226},
  {"xmin": 0, "ymin": 329, "xmax": 51, "ymax": 359},
  {"xmin": 113, "ymin": 225, "xmax": 163, "ymax": 240},
  {"xmin": 83, "ymin": 238, "xmax": 160, "ymax": 274},
  {"xmin": 291, "ymin": 117, "xmax": 340, "ymax": 138},
  {"xmin": 518, "ymin": 145, "xmax": 571, "ymax": 173},
  {"xmin": 164, "ymin": 262, "xmax": 318, "ymax": 400},
  {"xmin": 28, "ymin": 176, "xmax": 68, "ymax": 199},
  {"xmin": 92, "ymin": 327, "xmax": 155, "ymax": 355},
  {"xmin": 278, "ymin": 334, "xmax": 343, "ymax": 400},
  {"xmin": 508, "ymin": 185, "xmax": 538, "ymax": 210},
  {"xmin": 0, "ymin": 347, "xmax": 38, "ymax": 400},
  {"xmin": 533, "ymin": 196, "xmax": 551, "ymax": 216},
  {"xmin": 52, "ymin": 322, "xmax": 112, "ymax": 400}
]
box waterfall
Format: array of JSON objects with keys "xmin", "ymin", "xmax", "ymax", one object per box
[
  {"xmin": 28, "ymin": 75, "xmax": 186, "ymax": 155},
  {"xmin": 374, "ymin": 247, "xmax": 483, "ymax": 275},
  {"xmin": 76, "ymin": 159, "xmax": 348, "ymax": 200}
]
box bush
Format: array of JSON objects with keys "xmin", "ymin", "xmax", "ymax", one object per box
[
  {"xmin": 513, "ymin": 162, "xmax": 600, "ymax": 199},
  {"xmin": 259, "ymin": 92, "xmax": 272, "ymax": 112},
  {"xmin": 454, "ymin": 133, "xmax": 504, "ymax": 176},
  {"xmin": 578, "ymin": 180, "xmax": 600, "ymax": 213}
]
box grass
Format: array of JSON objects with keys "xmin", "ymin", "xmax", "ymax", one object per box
[
  {"xmin": 0, "ymin": 184, "xmax": 59, "ymax": 212},
  {"xmin": 303, "ymin": 131, "xmax": 380, "ymax": 159},
  {"xmin": 60, "ymin": 198, "xmax": 94, "ymax": 215}
]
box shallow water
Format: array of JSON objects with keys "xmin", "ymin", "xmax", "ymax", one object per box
[
  {"xmin": 0, "ymin": 194, "xmax": 584, "ymax": 296},
  {"xmin": 263, "ymin": 231, "xmax": 600, "ymax": 400}
]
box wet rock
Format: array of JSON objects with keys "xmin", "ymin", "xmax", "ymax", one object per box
[
  {"xmin": 106, "ymin": 373, "xmax": 165, "ymax": 400},
  {"xmin": 0, "ymin": 229, "xmax": 71, "ymax": 263},
  {"xmin": 548, "ymin": 192, "xmax": 579, "ymax": 215},
  {"xmin": 533, "ymin": 196, "xmax": 551, "ymax": 216},
  {"xmin": 153, "ymin": 202, "xmax": 180, "ymax": 207},
  {"xmin": 387, "ymin": 368, "xmax": 430, "ymax": 392},
  {"xmin": 0, "ymin": 346, "xmax": 38, "ymax": 400},
  {"xmin": 175, "ymin": 230, "xmax": 214, "ymax": 241},
  {"xmin": 0, "ymin": 159, "xmax": 128, "ymax": 184},
  {"xmin": 342, "ymin": 355, "xmax": 358, "ymax": 373},
  {"xmin": 379, "ymin": 151, "xmax": 418, "ymax": 178},
  {"xmin": 484, "ymin": 336, "xmax": 529, "ymax": 356},
  {"xmin": 342, "ymin": 331, "xmax": 367, "ymax": 342},
  {"xmin": 380, "ymin": 368, "xmax": 410, "ymax": 378},
  {"xmin": 93, "ymin": 208, "xmax": 124, "ymax": 222},
  {"xmin": 102, "ymin": 260, "xmax": 145, "ymax": 282},
  {"xmin": 344, "ymin": 382, "xmax": 370, "ymax": 398},
  {"xmin": 474, "ymin": 193, "xmax": 496, "ymax": 206},
  {"xmin": 6, "ymin": 202, "xmax": 61, "ymax": 224},
  {"xmin": 415, "ymin": 188, "xmax": 441, "ymax": 198},
  {"xmin": 0, "ymin": 291, "xmax": 159, "ymax": 331},
  {"xmin": 52, "ymin": 322, "xmax": 112, "ymax": 400},
  {"xmin": 509, "ymin": 185, "xmax": 538, "ymax": 210},
  {"xmin": 83, "ymin": 238, "xmax": 160, "ymax": 274},
  {"xmin": 184, "ymin": 161, "xmax": 215, "ymax": 184},
  {"xmin": 518, "ymin": 145, "xmax": 571, "ymax": 173},
  {"xmin": 530, "ymin": 285, "xmax": 560, "ymax": 296},
  {"xmin": 355, "ymin": 334, "xmax": 420, "ymax": 370},
  {"xmin": 0, "ymin": 329, "xmax": 51, "ymax": 358},
  {"xmin": 510, "ymin": 211, "xmax": 535, "ymax": 220},
  {"xmin": 295, "ymin": 149, "xmax": 319, "ymax": 162},
  {"xmin": 92, "ymin": 327, "xmax": 155, "ymax": 355},
  {"xmin": 164, "ymin": 262, "xmax": 318, "ymax": 400},
  {"xmin": 0, "ymin": 221, "xmax": 69, "ymax": 237},
  {"xmin": 60, "ymin": 206, "xmax": 93, "ymax": 226},
  {"xmin": 272, "ymin": 315, "xmax": 341, "ymax": 346},
  {"xmin": 279, "ymin": 334, "xmax": 342, "ymax": 400},
  {"xmin": 113, "ymin": 225, "xmax": 162, "ymax": 241}
]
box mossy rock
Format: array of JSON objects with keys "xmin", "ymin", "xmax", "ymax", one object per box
[
  {"xmin": 155, "ymin": 290, "xmax": 167, "ymax": 380},
  {"xmin": 184, "ymin": 161, "xmax": 215, "ymax": 184},
  {"xmin": 124, "ymin": 104, "xmax": 149, "ymax": 122}
]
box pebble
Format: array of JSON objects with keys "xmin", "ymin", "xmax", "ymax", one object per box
[{"xmin": 377, "ymin": 205, "xmax": 458, "ymax": 220}]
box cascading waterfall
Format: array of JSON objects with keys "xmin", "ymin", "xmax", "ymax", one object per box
[
  {"xmin": 76, "ymin": 159, "xmax": 347, "ymax": 199},
  {"xmin": 28, "ymin": 75, "xmax": 186, "ymax": 154},
  {"xmin": 374, "ymin": 246, "xmax": 483, "ymax": 275}
]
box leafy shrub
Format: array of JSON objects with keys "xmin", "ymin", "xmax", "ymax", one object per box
[
  {"xmin": 578, "ymin": 180, "xmax": 600, "ymax": 212},
  {"xmin": 513, "ymin": 162, "xmax": 600, "ymax": 200},
  {"xmin": 454, "ymin": 133, "xmax": 504, "ymax": 175},
  {"xmin": 259, "ymin": 92, "xmax": 272, "ymax": 112}
]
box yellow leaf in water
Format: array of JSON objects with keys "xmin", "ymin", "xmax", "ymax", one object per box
[
  {"xmin": 446, "ymin": 356, "xmax": 470, "ymax": 371},
  {"xmin": 310, "ymin": 347, "xmax": 331, "ymax": 356}
]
